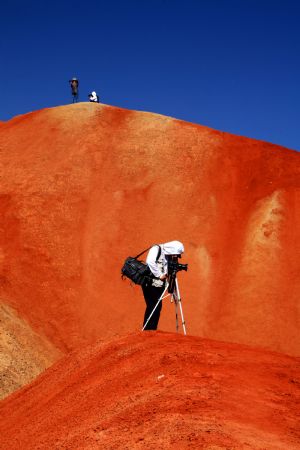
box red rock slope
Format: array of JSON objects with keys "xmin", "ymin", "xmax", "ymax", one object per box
[
  {"xmin": 1, "ymin": 332, "xmax": 299, "ymax": 450},
  {"xmin": 1, "ymin": 103, "xmax": 300, "ymax": 355}
]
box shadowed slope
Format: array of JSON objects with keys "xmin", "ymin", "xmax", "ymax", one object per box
[
  {"xmin": 1, "ymin": 332, "xmax": 299, "ymax": 449},
  {"xmin": 1, "ymin": 103, "xmax": 300, "ymax": 355},
  {"xmin": 0, "ymin": 302, "xmax": 61, "ymax": 399}
]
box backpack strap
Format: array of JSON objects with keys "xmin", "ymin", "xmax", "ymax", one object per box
[
  {"xmin": 134, "ymin": 244, "xmax": 161, "ymax": 260},
  {"xmin": 155, "ymin": 245, "xmax": 161, "ymax": 262},
  {"xmin": 134, "ymin": 246, "xmax": 152, "ymax": 259}
]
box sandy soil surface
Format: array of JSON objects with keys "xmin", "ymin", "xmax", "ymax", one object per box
[
  {"xmin": 1, "ymin": 332, "xmax": 300, "ymax": 450},
  {"xmin": 0, "ymin": 103, "xmax": 299, "ymax": 357},
  {"xmin": 0, "ymin": 104, "xmax": 300, "ymax": 448},
  {"xmin": 0, "ymin": 302, "xmax": 61, "ymax": 399}
]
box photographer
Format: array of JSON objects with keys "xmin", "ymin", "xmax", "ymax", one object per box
[{"xmin": 142, "ymin": 240, "xmax": 184, "ymax": 330}]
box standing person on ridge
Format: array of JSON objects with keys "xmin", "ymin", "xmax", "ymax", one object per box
[
  {"xmin": 69, "ymin": 77, "xmax": 79, "ymax": 103},
  {"xmin": 142, "ymin": 240, "xmax": 184, "ymax": 330}
]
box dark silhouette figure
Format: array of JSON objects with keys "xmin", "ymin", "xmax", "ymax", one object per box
[{"xmin": 69, "ymin": 78, "xmax": 79, "ymax": 103}]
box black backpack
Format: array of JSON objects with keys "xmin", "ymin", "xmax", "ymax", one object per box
[{"xmin": 121, "ymin": 245, "xmax": 161, "ymax": 287}]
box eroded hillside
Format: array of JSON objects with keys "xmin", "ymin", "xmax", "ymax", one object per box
[
  {"xmin": 1, "ymin": 103, "xmax": 300, "ymax": 355},
  {"xmin": 0, "ymin": 302, "xmax": 61, "ymax": 399}
]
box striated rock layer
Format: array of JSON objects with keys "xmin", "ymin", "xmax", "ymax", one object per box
[
  {"xmin": 0, "ymin": 332, "xmax": 299, "ymax": 449},
  {"xmin": 1, "ymin": 103, "xmax": 300, "ymax": 355}
]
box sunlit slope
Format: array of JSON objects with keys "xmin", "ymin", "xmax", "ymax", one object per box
[
  {"xmin": 1, "ymin": 332, "xmax": 299, "ymax": 449},
  {"xmin": 1, "ymin": 103, "xmax": 300, "ymax": 354}
]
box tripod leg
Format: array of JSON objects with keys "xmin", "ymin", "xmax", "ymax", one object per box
[
  {"xmin": 178, "ymin": 299, "xmax": 187, "ymax": 335},
  {"xmin": 142, "ymin": 283, "xmax": 169, "ymax": 331},
  {"xmin": 175, "ymin": 278, "xmax": 187, "ymax": 335},
  {"xmin": 175, "ymin": 300, "xmax": 179, "ymax": 332}
]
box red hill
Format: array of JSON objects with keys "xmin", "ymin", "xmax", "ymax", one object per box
[
  {"xmin": 1, "ymin": 332, "xmax": 299, "ymax": 449},
  {"xmin": 1, "ymin": 103, "xmax": 300, "ymax": 355}
]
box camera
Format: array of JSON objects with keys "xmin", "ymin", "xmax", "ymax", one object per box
[
  {"xmin": 168, "ymin": 260, "xmax": 188, "ymax": 273},
  {"xmin": 166, "ymin": 255, "xmax": 188, "ymax": 293},
  {"xmin": 167, "ymin": 255, "xmax": 188, "ymax": 273}
]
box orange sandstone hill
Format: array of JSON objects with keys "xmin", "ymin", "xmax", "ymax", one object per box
[{"xmin": 1, "ymin": 103, "xmax": 300, "ymax": 356}]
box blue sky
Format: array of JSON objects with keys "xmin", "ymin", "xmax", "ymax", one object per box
[{"xmin": 1, "ymin": 0, "xmax": 299, "ymax": 150}]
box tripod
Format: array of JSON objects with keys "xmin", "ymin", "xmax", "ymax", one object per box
[{"xmin": 142, "ymin": 277, "xmax": 187, "ymax": 335}]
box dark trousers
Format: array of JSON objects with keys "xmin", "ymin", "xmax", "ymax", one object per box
[{"xmin": 142, "ymin": 283, "xmax": 165, "ymax": 330}]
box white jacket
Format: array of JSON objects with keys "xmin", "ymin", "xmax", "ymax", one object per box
[
  {"xmin": 146, "ymin": 241, "xmax": 184, "ymax": 287},
  {"xmin": 89, "ymin": 91, "xmax": 98, "ymax": 102}
]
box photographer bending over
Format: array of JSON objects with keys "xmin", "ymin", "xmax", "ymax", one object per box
[{"xmin": 143, "ymin": 240, "xmax": 184, "ymax": 330}]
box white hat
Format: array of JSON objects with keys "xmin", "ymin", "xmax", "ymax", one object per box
[{"xmin": 162, "ymin": 241, "xmax": 184, "ymax": 255}]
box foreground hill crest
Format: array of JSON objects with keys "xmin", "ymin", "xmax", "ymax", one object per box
[{"xmin": 1, "ymin": 332, "xmax": 300, "ymax": 449}]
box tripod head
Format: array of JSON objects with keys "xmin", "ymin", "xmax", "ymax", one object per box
[{"xmin": 167, "ymin": 255, "xmax": 188, "ymax": 294}]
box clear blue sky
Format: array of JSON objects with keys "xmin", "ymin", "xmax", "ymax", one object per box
[{"xmin": 1, "ymin": 0, "xmax": 299, "ymax": 151}]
